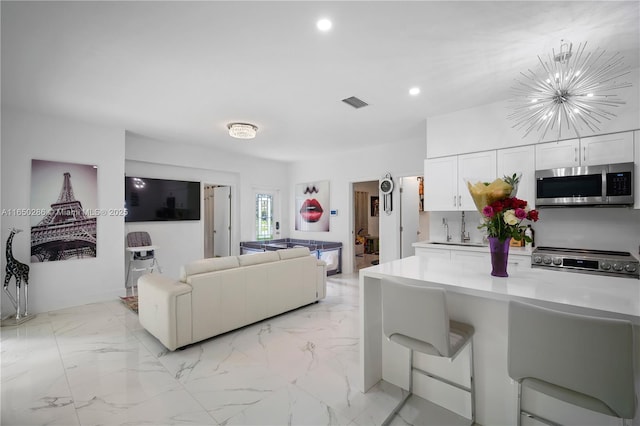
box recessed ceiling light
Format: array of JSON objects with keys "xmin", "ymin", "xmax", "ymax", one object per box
[
  {"xmin": 409, "ymin": 87, "xmax": 421, "ymax": 96},
  {"xmin": 317, "ymin": 18, "xmax": 332, "ymax": 32},
  {"xmin": 227, "ymin": 122, "xmax": 258, "ymax": 139}
]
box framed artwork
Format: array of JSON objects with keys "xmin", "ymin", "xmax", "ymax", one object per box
[
  {"xmin": 370, "ymin": 196, "xmax": 379, "ymax": 217},
  {"xmin": 295, "ymin": 180, "xmax": 330, "ymax": 232},
  {"xmin": 30, "ymin": 159, "xmax": 98, "ymax": 262}
]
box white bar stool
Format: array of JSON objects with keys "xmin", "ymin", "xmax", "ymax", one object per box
[
  {"xmin": 381, "ymin": 278, "xmax": 476, "ymax": 425},
  {"xmin": 508, "ymin": 300, "xmax": 637, "ymax": 425}
]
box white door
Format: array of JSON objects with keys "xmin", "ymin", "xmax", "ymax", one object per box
[
  {"xmin": 213, "ymin": 186, "xmax": 231, "ymax": 257},
  {"xmin": 204, "ymin": 185, "xmax": 215, "ymax": 258},
  {"xmin": 400, "ymin": 176, "xmax": 420, "ymax": 258}
]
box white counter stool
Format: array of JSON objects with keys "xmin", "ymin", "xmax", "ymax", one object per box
[
  {"xmin": 508, "ymin": 300, "xmax": 637, "ymax": 426},
  {"xmin": 380, "ymin": 278, "xmax": 476, "ymax": 425}
]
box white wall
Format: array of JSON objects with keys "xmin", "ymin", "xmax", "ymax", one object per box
[
  {"xmin": 427, "ymin": 68, "xmax": 640, "ymax": 158},
  {"xmin": 289, "ymin": 131, "xmax": 427, "ymax": 273},
  {"xmin": 125, "ymin": 133, "xmax": 290, "ymax": 280},
  {"xmin": 1, "ymin": 108, "xmax": 125, "ymax": 315},
  {"xmin": 533, "ymin": 208, "xmax": 640, "ymax": 255},
  {"xmin": 429, "ymin": 208, "xmax": 640, "ymax": 256},
  {"xmin": 124, "ymin": 159, "xmax": 238, "ymax": 283},
  {"xmin": 427, "ymin": 210, "xmax": 491, "ymax": 246}
]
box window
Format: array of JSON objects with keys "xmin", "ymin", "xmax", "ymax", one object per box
[{"xmin": 256, "ymin": 193, "xmax": 274, "ymax": 240}]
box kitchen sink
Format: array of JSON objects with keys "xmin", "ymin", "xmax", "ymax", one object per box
[{"xmin": 428, "ymin": 241, "xmax": 488, "ymax": 248}]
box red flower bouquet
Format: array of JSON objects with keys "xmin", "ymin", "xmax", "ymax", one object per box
[{"xmin": 467, "ymin": 176, "xmax": 539, "ymax": 243}]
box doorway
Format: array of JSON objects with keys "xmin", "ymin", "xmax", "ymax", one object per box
[
  {"xmin": 399, "ymin": 176, "xmax": 429, "ymax": 258},
  {"xmin": 353, "ymin": 180, "xmax": 380, "ymax": 270},
  {"xmin": 204, "ymin": 184, "xmax": 231, "ymax": 258}
]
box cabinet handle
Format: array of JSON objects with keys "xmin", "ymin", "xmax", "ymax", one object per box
[
  {"xmin": 458, "ymin": 195, "xmax": 461, "ymax": 206},
  {"xmin": 583, "ymin": 146, "xmax": 586, "ymax": 162},
  {"xmin": 574, "ymin": 147, "xmax": 578, "ymax": 163},
  {"xmin": 453, "ymin": 196, "xmax": 457, "ymax": 207}
]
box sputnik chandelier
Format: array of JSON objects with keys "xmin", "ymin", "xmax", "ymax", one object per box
[{"xmin": 509, "ymin": 40, "xmax": 632, "ymax": 141}]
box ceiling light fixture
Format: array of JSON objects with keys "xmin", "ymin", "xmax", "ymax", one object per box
[
  {"xmin": 508, "ymin": 40, "xmax": 632, "ymax": 141},
  {"xmin": 317, "ymin": 18, "xmax": 332, "ymax": 32},
  {"xmin": 132, "ymin": 177, "xmax": 146, "ymax": 189},
  {"xmin": 409, "ymin": 87, "xmax": 421, "ymax": 96},
  {"xmin": 227, "ymin": 122, "xmax": 258, "ymax": 139}
]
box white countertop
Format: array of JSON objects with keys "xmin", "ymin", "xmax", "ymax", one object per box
[
  {"xmin": 360, "ymin": 255, "xmax": 640, "ymax": 323},
  {"xmin": 413, "ymin": 240, "xmax": 533, "ymax": 255}
]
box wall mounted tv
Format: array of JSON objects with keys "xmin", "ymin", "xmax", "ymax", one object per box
[{"xmin": 125, "ymin": 176, "xmax": 201, "ymax": 222}]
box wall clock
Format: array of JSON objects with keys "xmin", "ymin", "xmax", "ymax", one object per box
[{"xmin": 379, "ymin": 173, "xmax": 394, "ymax": 214}]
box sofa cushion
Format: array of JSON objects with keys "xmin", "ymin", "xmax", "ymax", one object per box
[
  {"xmin": 180, "ymin": 256, "xmax": 240, "ymax": 281},
  {"xmin": 277, "ymin": 247, "xmax": 312, "ymax": 260},
  {"xmin": 237, "ymin": 251, "xmax": 280, "ymax": 266}
]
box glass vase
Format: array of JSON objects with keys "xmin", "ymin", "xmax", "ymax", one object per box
[{"xmin": 488, "ymin": 236, "xmax": 511, "ymax": 277}]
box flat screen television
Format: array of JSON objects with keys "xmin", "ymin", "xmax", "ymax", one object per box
[{"xmin": 125, "ymin": 176, "xmax": 201, "ymax": 222}]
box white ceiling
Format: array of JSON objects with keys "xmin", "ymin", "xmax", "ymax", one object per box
[{"xmin": 2, "ymin": 1, "xmax": 639, "ymax": 162}]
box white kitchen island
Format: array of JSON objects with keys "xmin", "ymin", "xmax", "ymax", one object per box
[{"xmin": 359, "ymin": 255, "xmax": 640, "ymax": 425}]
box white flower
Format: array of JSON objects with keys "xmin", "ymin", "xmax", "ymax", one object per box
[{"xmin": 503, "ymin": 209, "xmax": 518, "ymax": 225}]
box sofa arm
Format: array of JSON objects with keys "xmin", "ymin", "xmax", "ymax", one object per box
[
  {"xmin": 138, "ymin": 273, "xmax": 193, "ymax": 351},
  {"xmin": 316, "ymin": 259, "xmax": 327, "ymax": 299}
]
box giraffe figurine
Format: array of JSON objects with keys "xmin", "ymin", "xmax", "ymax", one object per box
[{"xmin": 4, "ymin": 228, "xmax": 30, "ymax": 319}]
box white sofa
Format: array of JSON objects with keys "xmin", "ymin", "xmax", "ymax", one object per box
[{"xmin": 137, "ymin": 247, "xmax": 327, "ymax": 351}]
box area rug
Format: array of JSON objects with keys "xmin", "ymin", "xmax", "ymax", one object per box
[{"xmin": 120, "ymin": 296, "xmax": 138, "ymax": 314}]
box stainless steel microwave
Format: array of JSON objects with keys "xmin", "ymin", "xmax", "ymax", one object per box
[{"xmin": 535, "ymin": 162, "xmax": 634, "ymax": 207}]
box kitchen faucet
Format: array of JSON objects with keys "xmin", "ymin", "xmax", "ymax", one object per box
[
  {"xmin": 442, "ymin": 218, "xmax": 452, "ymax": 242},
  {"xmin": 461, "ymin": 211, "xmax": 470, "ymax": 243}
]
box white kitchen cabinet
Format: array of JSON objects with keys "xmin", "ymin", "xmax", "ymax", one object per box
[
  {"xmin": 508, "ymin": 254, "xmax": 532, "ymax": 269},
  {"xmin": 424, "ymin": 151, "xmax": 496, "ymax": 211},
  {"xmin": 535, "ymin": 139, "xmax": 580, "ymax": 170},
  {"xmin": 415, "ymin": 244, "xmax": 532, "ymax": 269},
  {"xmin": 535, "ymin": 132, "xmax": 634, "ymax": 170},
  {"xmin": 580, "ymin": 132, "xmax": 634, "ymax": 166},
  {"xmin": 451, "ymin": 250, "xmax": 531, "ymax": 269},
  {"xmin": 450, "ymin": 250, "xmax": 487, "ymax": 264},
  {"xmin": 497, "ymin": 145, "xmax": 536, "ymax": 208},
  {"xmin": 458, "ymin": 151, "xmax": 497, "ymax": 210},
  {"xmin": 424, "ymin": 157, "xmax": 458, "ymax": 211},
  {"xmin": 414, "ymin": 246, "xmax": 451, "ymax": 259}
]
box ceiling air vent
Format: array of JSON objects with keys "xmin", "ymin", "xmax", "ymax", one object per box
[{"xmin": 342, "ymin": 96, "xmax": 369, "ymax": 109}]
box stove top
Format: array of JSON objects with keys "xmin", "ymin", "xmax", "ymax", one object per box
[{"xmin": 531, "ymin": 246, "xmax": 639, "ymax": 279}]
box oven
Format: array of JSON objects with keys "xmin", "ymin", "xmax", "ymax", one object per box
[{"xmin": 531, "ymin": 246, "xmax": 639, "ymax": 279}]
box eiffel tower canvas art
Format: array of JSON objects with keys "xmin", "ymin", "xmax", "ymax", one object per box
[{"xmin": 30, "ymin": 160, "xmax": 98, "ymax": 262}]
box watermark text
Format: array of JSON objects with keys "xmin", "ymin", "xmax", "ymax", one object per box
[{"xmin": 2, "ymin": 208, "xmax": 128, "ymax": 217}]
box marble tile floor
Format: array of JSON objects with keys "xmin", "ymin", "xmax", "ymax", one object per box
[{"xmin": 1, "ymin": 273, "xmax": 463, "ymax": 426}]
